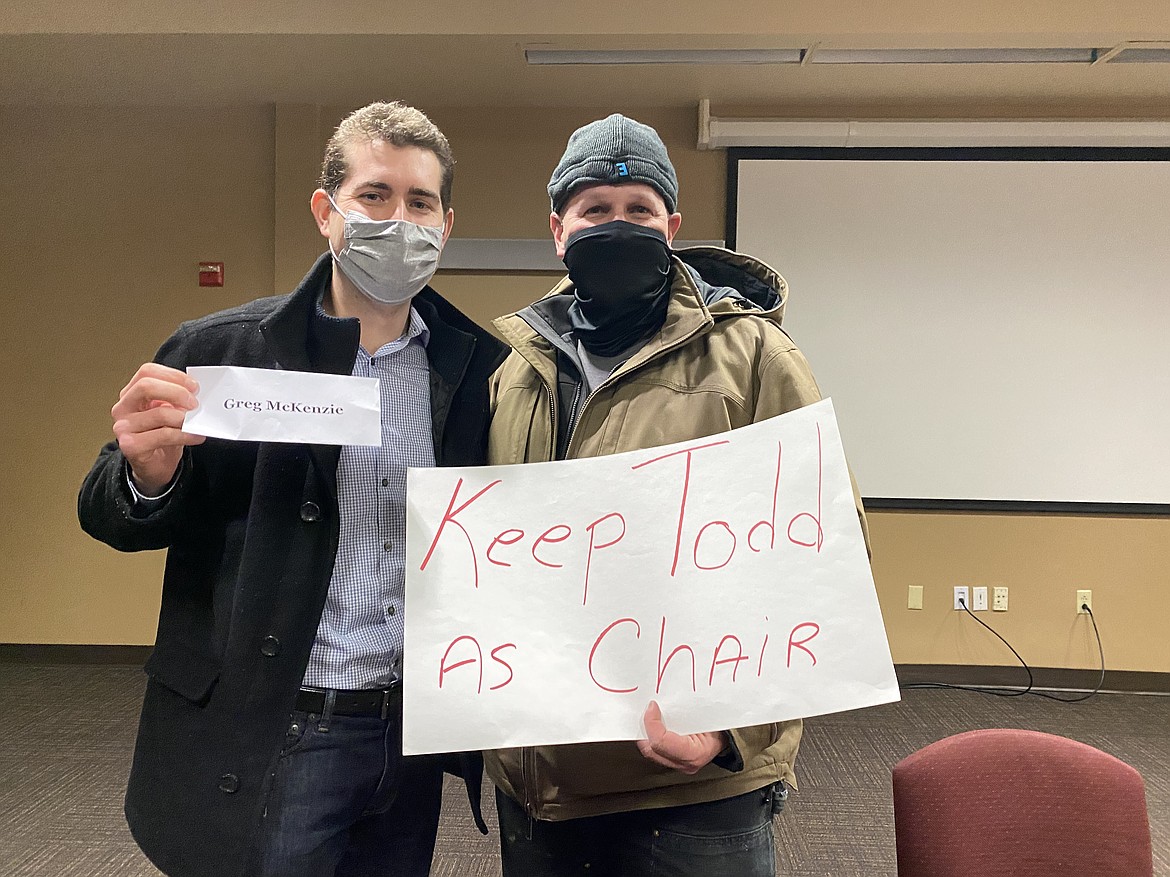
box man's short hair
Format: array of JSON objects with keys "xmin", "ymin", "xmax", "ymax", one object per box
[{"xmin": 319, "ymin": 101, "xmax": 455, "ymax": 209}]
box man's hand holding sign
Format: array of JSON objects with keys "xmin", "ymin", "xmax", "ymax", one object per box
[
  {"xmin": 115, "ymin": 360, "xmax": 384, "ymax": 496},
  {"xmin": 638, "ymin": 701, "xmax": 729, "ymax": 774},
  {"xmin": 112, "ymin": 363, "xmax": 205, "ymax": 496},
  {"xmin": 403, "ymin": 399, "xmax": 898, "ymax": 755},
  {"xmin": 182, "ymin": 365, "xmax": 381, "ymax": 446}
]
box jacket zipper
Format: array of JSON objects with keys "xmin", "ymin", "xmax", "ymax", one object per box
[
  {"xmin": 562, "ymin": 383, "xmax": 593, "ymax": 456},
  {"xmin": 542, "ymin": 383, "xmax": 557, "ymax": 461},
  {"xmin": 517, "ymin": 375, "xmax": 554, "ymax": 824},
  {"xmin": 560, "ymin": 382, "xmax": 584, "ymax": 459},
  {"xmin": 521, "ymin": 742, "xmax": 538, "ymax": 822},
  {"xmin": 513, "ymin": 305, "xmax": 711, "ymax": 817}
]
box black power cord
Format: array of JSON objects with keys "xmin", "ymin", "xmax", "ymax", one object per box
[{"xmin": 902, "ymin": 598, "xmax": 1105, "ymax": 703}]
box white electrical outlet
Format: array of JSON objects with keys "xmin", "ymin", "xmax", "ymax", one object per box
[
  {"xmin": 992, "ymin": 586, "xmax": 1009, "ymax": 611},
  {"xmin": 1077, "ymin": 589, "xmax": 1092, "ymax": 614},
  {"xmin": 971, "ymin": 586, "xmax": 988, "ymax": 611},
  {"xmin": 953, "ymin": 586, "xmax": 969, "ymax": 611}
]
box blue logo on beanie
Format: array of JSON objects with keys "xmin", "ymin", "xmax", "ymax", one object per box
[{"xmin": 615, "ymin": 161, "xmax": 629, "ymax": 176}]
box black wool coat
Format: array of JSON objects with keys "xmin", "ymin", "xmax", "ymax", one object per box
[{"xmin": 78, "ymin": 254, "xmax": 507, "ymax": 877}]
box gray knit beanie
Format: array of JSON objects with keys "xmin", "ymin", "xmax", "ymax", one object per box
[{"xmin": 548, "ymin": 114, "xmax": 679, "ymax": 214}]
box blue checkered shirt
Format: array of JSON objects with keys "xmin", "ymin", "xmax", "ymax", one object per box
[{"xmin": 302, "ymin": 306, "xmax": 434, "ymax": 689}]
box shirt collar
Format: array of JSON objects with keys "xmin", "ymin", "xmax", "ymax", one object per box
[{"xmin": 314, "ymin": 295, "xmax": 431, "ymax": 359}]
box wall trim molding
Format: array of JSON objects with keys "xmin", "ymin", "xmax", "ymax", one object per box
[
  {"xmin": 896, "ymin": 664, "xmax": 1170, "ymax": 694},
  {"xmin": 0, "ymin": 644, "xmax": 153, "ymax": 665}
]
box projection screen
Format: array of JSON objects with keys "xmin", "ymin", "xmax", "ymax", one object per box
[{"xmin": 728, "ymin": 148, "xmax": 1170, "ymax": 511}]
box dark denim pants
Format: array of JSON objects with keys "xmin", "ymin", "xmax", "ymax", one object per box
[
  {"xmin": 253, "ymin": 700, "xmax": 443, "ymax": 877},
  {"xmin": 496, "ymin": 783, "xmax": 783, "ymax": 877}
]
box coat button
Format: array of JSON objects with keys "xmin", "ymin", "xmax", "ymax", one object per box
[
  {"xmin": 218, "ymin": 773, "xmax": 240, "ymax": 794},
  {"xmin": 300, "ymin": 502, "xmax": 321, "ymax": 522},
  {"xmin": 261, "ymin": 636, "xmax": 281, "ymax": 657}
]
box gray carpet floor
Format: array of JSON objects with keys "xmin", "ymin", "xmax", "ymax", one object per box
[{"xmin": 2, "ymin": 663, "xmax": 1166, "ymax": 875}]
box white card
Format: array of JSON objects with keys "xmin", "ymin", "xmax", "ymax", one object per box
[{"xmin": 182, "ymin": 365, "xmax": 380, "ymax": 446}]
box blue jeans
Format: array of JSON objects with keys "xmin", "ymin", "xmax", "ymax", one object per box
[
  {"xmin": 254, "ymin": 702, "xmax": 443, "ymax": 877},
  {"xmin": 496, "ymin": 783, "xmax": 782, "ymax": 877}
]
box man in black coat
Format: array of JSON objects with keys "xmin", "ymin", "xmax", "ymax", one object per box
[{"xmin": 78, "ymin": 101, "xmax": 506, "ymax": 877}]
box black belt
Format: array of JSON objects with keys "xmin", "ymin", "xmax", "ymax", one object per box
[{"xmin": 295, "ymin": 685, "xmax": 400, "ymax": 719}]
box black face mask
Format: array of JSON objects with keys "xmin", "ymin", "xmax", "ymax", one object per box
[{"xmin": 562, "ymin": 220, "xmax": 673, "ymax": 356}]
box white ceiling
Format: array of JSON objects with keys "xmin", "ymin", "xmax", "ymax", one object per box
[{"xmin": 2, "ymin": 1, "xmax": 1168, "ymax": 114}]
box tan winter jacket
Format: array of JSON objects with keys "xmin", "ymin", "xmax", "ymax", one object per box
[{"xmin": 484, "ymin": 247, "xmax": 869, "ymax": 821}]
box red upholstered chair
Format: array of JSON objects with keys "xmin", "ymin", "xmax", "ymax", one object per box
[{"xmin": 893, "ymin": 728, "xmax": 1153, "ymax": 877}]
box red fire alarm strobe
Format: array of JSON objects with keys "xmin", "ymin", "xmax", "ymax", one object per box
[{"xmin": 198, "ymin": 261, "xmax": 225, "ymax": 287}]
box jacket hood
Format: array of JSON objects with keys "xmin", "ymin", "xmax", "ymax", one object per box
[{"xmin": 673, "ymin": 245, "xmax": 788, "ymax": 323}]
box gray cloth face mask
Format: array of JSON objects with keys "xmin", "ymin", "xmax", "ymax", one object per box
[{"xmin": 327, "ymin": 194, "xmax": 444, "ymax": 305}]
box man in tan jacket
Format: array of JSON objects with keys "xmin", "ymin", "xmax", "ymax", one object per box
[{"xmin": 486, "ymin": 114, "xmax": 865, "ymax": 876}]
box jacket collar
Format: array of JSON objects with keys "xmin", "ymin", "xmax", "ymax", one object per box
[
  {"xmin": 259, "ymin": 252, "xmax": 507, "ymax": 477},
  {"xmin": 260, "ymin": 253, "xmax": 360, "ymax": 377},
  {"xmin": 501, "ymin": 257, "xmax": 712, "ymax": 354},
  {"xmin": 260, "ymin": 252, "xmax": 506, "ymax": 384}
]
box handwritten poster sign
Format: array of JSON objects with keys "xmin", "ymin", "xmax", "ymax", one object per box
[{"xmin": 402, "ymin": 398, "xmax": 898, "ymax": 755}]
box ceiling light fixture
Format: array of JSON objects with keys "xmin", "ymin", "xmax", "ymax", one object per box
[
  {"xmin": 1092, "ymin": 41, "xmax": 1170, "ymax": 64},
  {"xmin": 526, "ymin": 43, "xmax": 1170, "ymax": 66},
  {"xmin": 807, "ymin": 48, "xmax": 1094, "ymax": 64},
  {"xmin": 524, "ymin": 48, "xmax": 802, "ymax": 65}
]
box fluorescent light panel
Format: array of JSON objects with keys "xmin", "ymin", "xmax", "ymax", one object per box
[
  {"xmin": 524, "ymin": 48, "xmax": 802, "ymax": 65},
  {"xmin": 1109, "ymin": 47, "xmax": 1170, "ymax": 63},
  {"xmin": 527, "ymin": 46, "xmax": 1170, "ymax": 66},
  {"xmin": 808, "ymin": 48, "xmax": 1095, "ymax": 64}
]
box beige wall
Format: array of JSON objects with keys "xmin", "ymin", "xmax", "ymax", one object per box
[
  {"xmin": 1, "ymin": 102, "xmax": 1165, "ymax": 674},
  {"xmin": 0, "ymin": 104, "xmax": 274, "ymax": 644},
  {"xmin": 871, "ymin": 512, "xmax": 1169, "ymax": 671}
]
